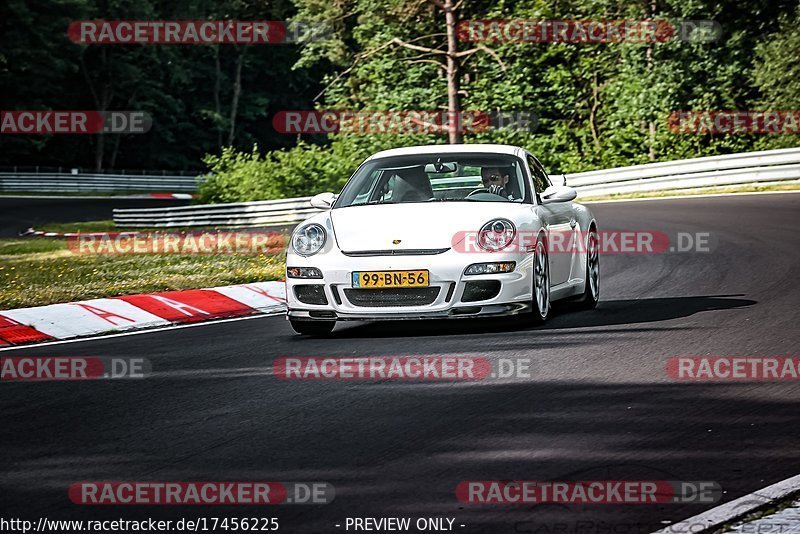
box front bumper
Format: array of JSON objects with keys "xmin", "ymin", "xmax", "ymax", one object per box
[{"xmin": 286, "ymin": 248, "xmax": 533, "ymax": 321}]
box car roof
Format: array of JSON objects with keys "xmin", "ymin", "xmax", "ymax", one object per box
[{"xmin": 366, "ymin": 143, "xmax": 525, "ymax": 161}]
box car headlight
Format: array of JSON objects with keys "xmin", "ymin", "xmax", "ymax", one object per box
[
  {"xmin": 464, "ymin": 262, "xmax": 516, "ymax": 275},
  {"xmin": 291, "ymin": 223, "xmax": 326, "ymax": 256},
  {"xmin": 477, "ymin": 219, "xmax": 516, "ymax": 251}
]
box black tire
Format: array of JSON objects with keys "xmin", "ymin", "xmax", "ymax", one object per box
[
  {"xmin": 289, "ymin": 319, "xmax": 335, "ymax": 336},
  {"xmin": 531, "ymin": 234, "xmax": 551, "ymax": 323},
  {"xmin": 575, "ymin": 226, "xmax": 600, "ymax": 309}
]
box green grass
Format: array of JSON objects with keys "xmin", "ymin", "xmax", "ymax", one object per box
[
  {"xmin": 582, "ymin": 181, "xmax": 800, "ymax": 202},
  {"xmin": 37, "ymin": 220, "xmax": 119, "ymax": 233},
  {"xmin": 0, "ymin": 238, "xmax": 66, "ymax": 255},
  {"xmin": 0, "ymin": 236, "xmax": 286, "ymax": 309},
  {"xmin": 33, "ymin": 220, "xmax": 259, "ymax": 234}
]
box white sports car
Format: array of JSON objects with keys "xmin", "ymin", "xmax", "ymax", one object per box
[{"xmin": 285, "ymin": 144, "xmax": 599, "ymax": 336}]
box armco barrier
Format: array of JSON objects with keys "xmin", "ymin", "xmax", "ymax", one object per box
[
  {"xmin": 0, "ymin": 172, "xmax": 200, "ymax": 193},
  {"xmin": 112, "ymin": 147, "xmax": 800, "ymax": 228}
]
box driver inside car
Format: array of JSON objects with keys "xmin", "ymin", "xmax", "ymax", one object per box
[{"xmin": 481, "ymin": 166, "xmax": 514, "ymax": 199}]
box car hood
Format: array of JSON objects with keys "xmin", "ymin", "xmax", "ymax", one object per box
[{"xmin": 330, "ymin": 202, "xmax": 530, "ymax": 252}]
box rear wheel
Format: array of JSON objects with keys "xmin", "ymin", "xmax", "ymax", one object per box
[
  {"xmin": 575, "ymin": 227, "xmax": 600, "ymax": 309},
  {"xmin": 289, "ymin": 319, "xmax": 335, "ymax": 336},
  {"xmin": 531, "ymin": 235, "xmax": 551, "ymax": 323}
]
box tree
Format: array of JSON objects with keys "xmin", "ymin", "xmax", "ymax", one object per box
[{"xmin": 295, "ymin": 0, "xmax": 505, "ymax": 143}]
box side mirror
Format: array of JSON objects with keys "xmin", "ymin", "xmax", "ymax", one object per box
[
  {"xmin": 310, "ymin": 192, "xmax": 336, "ymax": 209},
  {"xmin": 541, "ymin": 185, "xmax": 577, "ymax": 204},
  {"xmin": 560, "ymin": 174, "xmax": 567, "ymax": 186}
]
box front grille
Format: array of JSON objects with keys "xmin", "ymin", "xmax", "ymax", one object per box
[
  {"xmin": 341, "ymin": 248, "xmax": 449, "ymax": 257},
  {"xmin": 343, "ymin": 287, "xmax": 441, "ymax": 307}
]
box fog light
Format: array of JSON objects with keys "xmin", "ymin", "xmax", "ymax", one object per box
[
  {"xmin": 294, "ymin": 285, "xmax": 328, "ymax": 305},
  {"xmin": 464, "ymin": 262, "xmax": 515, "ymax": 275},
  {"xmin": 462, "ymin": 280, "xmax": 501, "ymax": 302},
  {"xmin": 287, "ymin": 267, "xmax": 323, "ymax": 279}
]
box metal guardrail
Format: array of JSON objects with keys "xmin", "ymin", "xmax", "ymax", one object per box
[
  {"xmin": 113, "ymin": 147, "xmax": 800, "ymax": 228},
  {"xmin": 113, "ymin": 198, "xmax": 318, "ymax": 228},
  {"xmin": 0, "ymin": 172, "xmax": 201, "ymax": 193}
]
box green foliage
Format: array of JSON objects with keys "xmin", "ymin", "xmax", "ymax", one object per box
[
  {"xmin": 206, "ymin": 0, "xmax": 799, "ymax": 200},
  {"xmin": 750, "ymin": 4, "xmax": 800, "ymax": 151},
  {"xmin": 200, "ymin": 136, "xmax": 423, "ymax": 202},
  {"xmin": 3, "ymin": 0, "xmax": 799, "ymax": 194},
  {"xmin": 0, "ymin": 0, "xmax": 319, "ymax": 171}
]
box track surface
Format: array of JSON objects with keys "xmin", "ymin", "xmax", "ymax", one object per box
[
  {"xmin": 1, "ymin": 193, "xmax": 798, "ymax": 533},
  {"xmin": 0, "ymin": 196, "xmax": 189, "ymax": 237}
]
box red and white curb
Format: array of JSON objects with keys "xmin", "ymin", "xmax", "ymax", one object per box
[
  {"xmin": 0, "ymin": 281, "xmax": 286, "ymax": 347},
  {"xmin": 20, "ymin": 228, "xmax": 141, "ymax": 238},
  {"xmin": 146, "ymin": 193, "xmax": 195, "ymax": 199}
]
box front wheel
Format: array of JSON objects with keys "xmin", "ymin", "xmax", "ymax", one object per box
[
  {"xmin": 531, "ymin": 235, "xmax": 551, "ymax": 323},
  {"xmin": 289, "ymin": 319, "xmax": 335, "ymax": 336},
  {"xmin": 575, "ymin": 227, "xmax": 600, "ymax": 309}
]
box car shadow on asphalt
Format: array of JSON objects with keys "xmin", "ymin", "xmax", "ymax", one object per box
[{"xmin": 324, "ymin": 294, "xmax": 756, "ymax": 339}]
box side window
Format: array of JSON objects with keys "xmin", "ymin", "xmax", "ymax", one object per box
[{"xmin": 527, "ymin": 155, "xmax": 551, "ymax": 194}]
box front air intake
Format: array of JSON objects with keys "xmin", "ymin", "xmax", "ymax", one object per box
[{"xmin": 294, "ymin": 285, "xmax": 328, "ymax": 305}]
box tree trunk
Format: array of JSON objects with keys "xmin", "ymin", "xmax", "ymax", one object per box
[
  {"xmin": 227, "ymin": 47, "xmax": 247, "ymax": 147},
  {"xmin": 83, "ymin": 47, "xmax": 113, "ymax": 171},
  {"xmin": 93, "ymin": 83, "xmax": 112, "ymax": 171},
  {"xmin": 214, "ymin": 46, "xmax": 223, "ymax": 149},
  {"xmin": 589, "ymin": 72, "xmax": 601, "ymax": 150},
  {"xmin": 444, "ymin": 0, "xmax": 462, "ymax": 144},
  {"xmin": 646, "ymin": 0, "xmax": 657, "ymax": 161},
  {"xmin": 94, "ymin": 130, "xmax": 105, "ymax": 171}
]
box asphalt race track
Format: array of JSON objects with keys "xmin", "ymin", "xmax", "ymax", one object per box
[
  {"xmin": 1, "ymin": 193, "xmax": 798, "ymax": 533},
  {"xmin": 0, "ymin": 196, "xmax": 190, "ymax": 237}
]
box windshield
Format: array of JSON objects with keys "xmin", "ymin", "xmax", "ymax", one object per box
[{"xmin": 335, "ymin": 153, "xmax": 530, "ymax": 208}]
